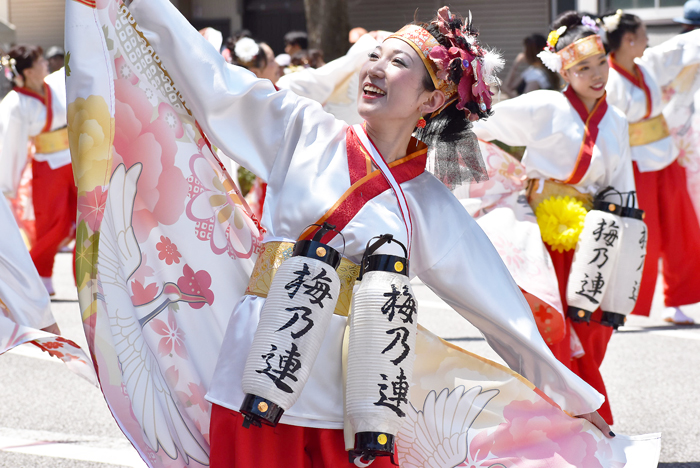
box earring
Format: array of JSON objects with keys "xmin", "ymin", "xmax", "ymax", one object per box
[
  {"xmin": 630, "ymin": 41, "xmax": 635, "ymax": 46},
  {"xmin": 416, "ymin": 116, "xmax": 426, "ymax": 128}
]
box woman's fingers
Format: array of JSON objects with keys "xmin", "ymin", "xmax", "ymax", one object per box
[{"xmin": 576, "ymin": 411, "xmax": 615, "ymax": 438}]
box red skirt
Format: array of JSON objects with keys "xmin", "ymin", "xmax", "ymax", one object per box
[
  {"xmin": 631, "ymin": 161, "xmax": 700, "ymax": 316},
  {"xmin": 30, "ymin": 161, "xmax": 77, "ymax": 278},
  {"xmin": 210, "ymin": 404, "xmax": 397, "ymax": 468},
  {"xmin": 545, "ymin": 245, "xmax": 614, "ymax": 425}
]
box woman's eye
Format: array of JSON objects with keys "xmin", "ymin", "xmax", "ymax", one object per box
[
  {"xmin": 393, "ymin": 58, "xmax": 405, "ymax": 66},
  {"xmin": 368, "ymin": 52, "xmax": 379, "ymax": 60},
  {"xmin": 580, "ymin": 66, "xmax": 589, "ymax": 72}
]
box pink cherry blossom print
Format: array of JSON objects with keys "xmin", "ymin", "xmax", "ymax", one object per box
[
  {"xmin": 156, "ymin": 236, "xmax": 182, "ymax": 265},
  {"xmin": 176, "ymin": 264, "xmax": 214, "ymax": 309},
  {"xmin": 112, "ymin": 78, "xmax": 188, "ymax": 242},
  {"xmin": 130, "ymin": 280, "xmax": 159, "ymax": 306},
  {"xmin": 152, "ymin": 310, "xmax": 188, "ymax": 359},
  {"xmin": 77, "ymin": 186, "xmax": 107, "ymax": 232}
]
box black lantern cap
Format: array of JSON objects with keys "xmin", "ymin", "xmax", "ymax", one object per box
[{"xmin": 239, "ymin": 394, "xmax": 284, "ymax": 428}]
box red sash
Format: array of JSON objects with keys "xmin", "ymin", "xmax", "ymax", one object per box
[
  {"xmin": 14, "ymin": 82, "xmax": 53, "ymax": 133},
  {"xmin": 299, "ymin": 126, "xmax": 427, "ymax": 244},
  {"xmin": 609, "ymin": 53, "xmax": 652, "ymax": 120},
  {"xmin": 562, "ymin": 86, "xmax": 608, "ymax": 185}
]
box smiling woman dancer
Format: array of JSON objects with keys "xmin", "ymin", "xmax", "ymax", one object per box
[
  {"xmin": 455, "ymin": 12, "xmax": 637, "ymax": 426},
  {"xmin": 126, "ymin": 2, "xmax": 614, "ymax": 466}
]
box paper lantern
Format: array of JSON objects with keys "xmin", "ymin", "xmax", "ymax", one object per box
[
  {"xmin": 241, "ymin": 229, "xmax": 341, "ymax": 428},
  {"xmin": 346, "ymin": 235, "xmax": 416, "ymax": 464},
  {"xmin": 566, "ymin": 198, "xmax": 624, "ymax": 323},
  {"xmin": 600, "ymin": 205, "xmax": 647, "ymax": 329}
]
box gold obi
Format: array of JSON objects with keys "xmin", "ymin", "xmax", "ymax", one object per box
[
  {"xmin": 32, "ymin": 127, "xmax": 69, "ymax": 154},
  {"xmin": 628, "ymin": 114, "xmax": 670, "ymax": 147},
  {"xmin": 245, "ymin": 241, "xmax": 361, "ymax": 317},
  {"xmin": 526, "ymin": 178, "xmax": 593, "ymax": 212}
]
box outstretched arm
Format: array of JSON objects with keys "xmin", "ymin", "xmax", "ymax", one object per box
[
  {"xmin": 128, "ymin": 0, "xmax": 338, "ymax": 181},
  {"xmin": 640, "ymin": 29, "xmax": 700, "ymax": 87}
]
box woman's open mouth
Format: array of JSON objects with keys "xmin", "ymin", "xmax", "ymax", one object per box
[
  {"xmin": 362, "ymin": 84, "xmax": 386, "ymax": 99},
  {"xmin": 591, "ymin": 83, "xmax": 605, "ymax": 92}
]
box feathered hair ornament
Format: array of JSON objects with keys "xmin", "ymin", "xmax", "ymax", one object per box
[{"xmin": 537, "ymin": 26, "xmax": 566, "ymax": 72}]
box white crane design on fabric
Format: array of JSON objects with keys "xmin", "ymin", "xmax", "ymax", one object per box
[
  {"xmin": 98, "ymin": 163, "xmax": 210, "ymax": 465},
  {"xmin": 396, "ymin": 386, "xmax": 499, "ymax": 468}
]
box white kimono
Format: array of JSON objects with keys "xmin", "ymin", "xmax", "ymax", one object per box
[
  {"xmin": 606, "ymin": 29, "xmax": 700, "ymax": 173},
  {"xmin": 0, "ymin": 70, "xmax": 70, "ymax": 198},
  {"xmin": 129, "ymin": 0, "xmax": 604, "ymax": 427}
]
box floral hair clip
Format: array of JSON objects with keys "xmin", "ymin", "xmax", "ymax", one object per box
[
  {"xmin": 601, "ymin": 9, "xmax": 623, "ymax": 33},
  {"xmin": 233, "ymin": 37, "xmax": 260, "ymax": 65},
  {"xmin": 388, "ymin": 6, "xmax": 504, "ymax": 122},
  {"xmin": 581, "ymin": 15, "xmax": 599, "ymax": 32}
]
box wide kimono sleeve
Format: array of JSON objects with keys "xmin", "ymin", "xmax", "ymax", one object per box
[
  {"xmin": 0, "ymin": 92, "xmax": 30, "ymax": 198},
  {"xmin": 409, "ymin": 176, "xmax": 604, "ymax": 417},
  {"xmin": 471, "ymin": 90, "xmax": 557, "ymax": 147},
  {"xmin": 277, "ymin": 34, "xmax": 377, "ymax": 103},
  {"xmin": 640, "ymin": 29, "xmax": 700, "ymax": 87},
  {"xmin": 128, "ymin": 0, "xmax": 339, "ymax": 181}
]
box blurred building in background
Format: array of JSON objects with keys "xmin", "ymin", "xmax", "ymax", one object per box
[{"xmin": 0, "ymin": 0, "xmax": 689, "ymax": 96}]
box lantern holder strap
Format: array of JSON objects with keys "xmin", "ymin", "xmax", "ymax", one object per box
[{"xmin": 358, "ymin": 235, "xmax": 409, "ymax": 280}]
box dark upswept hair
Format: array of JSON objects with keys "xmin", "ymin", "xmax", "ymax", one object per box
[
  {"xmin": 551, "ymin": 11, "xmax": 597, "ymax": 52},
  {"xmin": 8, "ymin": 45, "xmax": 44, "ymax": 79},
  {"xmin": 599, "ymin": 11, "xmax": 643, "ymax": 52}
]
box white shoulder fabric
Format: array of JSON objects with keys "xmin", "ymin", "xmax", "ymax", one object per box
[{"xmin": 352, "ymin": 124, "xmax": 413, "ymax": 256}]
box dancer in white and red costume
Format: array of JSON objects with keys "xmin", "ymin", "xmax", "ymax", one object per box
[
  {"xmin": 0, "ymin": 46, "xmax": 76, "ymax": 295},
  {"xmin": 458, "ymin": 12, "xmax": 637, "ymax": 425},
  {"xmin": 603, "ymin": 10, "xmax": 700, "ymax": 324},
  {"xmin": 124, "ymin": 2, "xmax": 617, "ymax": 465}
]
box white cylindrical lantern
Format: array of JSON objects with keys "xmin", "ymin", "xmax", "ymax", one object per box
[
  {"xmin": 600, "ymin": 206, "xmax": 647, "ymax": 329},
  {"xmin": 566, "ymin": 199, "xmax": 624, "ymax": 323},
  {"xmin": 346, "ymin": 236, "xmax": 416, "ymax": 464},
  {"xmin": 241, "ymin": 234, "xmax": 341, "ymax": 427}
]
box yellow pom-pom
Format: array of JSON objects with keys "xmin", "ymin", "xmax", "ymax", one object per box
[{"xmin": 535, "ymin": 195, "xmax": 587, "ymax": 253}]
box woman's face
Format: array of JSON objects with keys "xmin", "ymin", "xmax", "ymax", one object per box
[
  {"xmin": 258, "ymin": 43, "xmax": 281, "ymax": 83},
  {"xmin": 357, "ymin": 38, "xmax": 442, "ymax": 125},
  {"xmin": 560, "ymin": 52, "xmax": 609, "ymax": 105},
  {"xmin": 23, "ymin": 55, "xmax": 49, "ymax": 85}
]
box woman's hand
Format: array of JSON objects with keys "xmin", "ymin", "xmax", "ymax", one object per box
[
  {"xmin": 576, "ymin": 411, "xmax": 615, "ymax": 438},
  {"xmin": 41, "ymin": 322, "xmax": 61, "ymax": 335}
]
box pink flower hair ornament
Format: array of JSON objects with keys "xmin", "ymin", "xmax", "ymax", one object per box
[{"xmin": 387, "ymin": 6, "xmax": 504, "ymax": 122}]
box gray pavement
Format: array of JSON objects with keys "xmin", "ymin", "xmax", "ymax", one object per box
[{"xmin": 0, "ymin": 252, "xmax": 698, "ymax": 466}]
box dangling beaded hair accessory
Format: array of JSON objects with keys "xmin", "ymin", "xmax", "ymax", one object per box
[
  {"xmin": 537, "ymin": 17, "xmax": 605, "ymax": 72},
  {"xmin": 387, "ymin": 7, "xmax": 504, "ymax": 122},
  {"xmin": 0, "ymin": 55, "xmax": 18, "ymax": 82}
]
